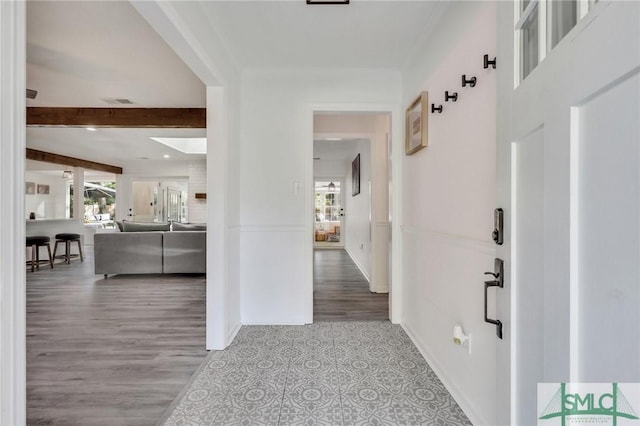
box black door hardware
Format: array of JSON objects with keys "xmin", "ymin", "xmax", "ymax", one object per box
[
  {"xmin": 462, "ymin": 75, "xmax": 477, "ymax": 87},
  {"xmin": 484, "ymin": 258, "xmax": 504, "ymax": 339},
  {"xmin": 445, "ymin": 91, "xmax": 458, "ymax": 102},
  {"xmin": 431, "ymin": 104, "xmax": 443, "ymax": 114},
  {"xmin": 492, "ymin": 208, "xmax": 504, "ymax": 245},
  {"xmin": 483, "ymin": 54, "xmax": 497, "ymax": 69}
]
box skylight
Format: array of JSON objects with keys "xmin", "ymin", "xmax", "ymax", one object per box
[{"xmin": 150, "ymin": 137, "xmax": 207, "ymax": 154}]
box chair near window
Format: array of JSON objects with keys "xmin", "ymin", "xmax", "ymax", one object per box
[{"xmin": 326, "ymin": 225, "xmax": 340, "ymax": 242}]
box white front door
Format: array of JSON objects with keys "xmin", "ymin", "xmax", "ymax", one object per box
[
  {"xmin": 130, "ymin": 181, "xmax": 160, "ymax": 222},
  {"xmin": 497, "ymin": 1, "xmax": 640, "ymax": 424}
]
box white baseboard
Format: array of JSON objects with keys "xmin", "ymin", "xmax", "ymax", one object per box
[
  {"xmin": 345, "ymin": 247, "xmax": 370, "ymax": 282},
  {"xmin": 402, "ymin": 321, "xmax": 488, "ymax": 426},
  {"xmin": 227, "ymin": 321, "xmax": 242, "ymax": 346}
]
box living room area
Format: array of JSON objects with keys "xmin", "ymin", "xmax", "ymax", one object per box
[{"xmin": 24, "ymin": 1, "xmax": 211, "ymax": 424}]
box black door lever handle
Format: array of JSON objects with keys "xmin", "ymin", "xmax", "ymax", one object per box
[
  {"xmin": 484, "ymin": 280, "xmax": 503, "ymax": 339},
  {"xmin": 483, "ymin": 258, "xmax": 504, "ymax": 339}
]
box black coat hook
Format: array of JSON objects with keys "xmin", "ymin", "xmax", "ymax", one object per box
[
  {"xmin": 431, "ymin": 104, "xmax": 443, "ymax": 114},
  {"xmin": 484, "ymin": 54, "xmax": 497, "ymax": 69},
  {"xmin": 462, "ymin": 75, "xmax": 477, "ymax": 88},
  {"xmin": 445, "ymin": 91, "xmax": 458, "ymax": 102}
]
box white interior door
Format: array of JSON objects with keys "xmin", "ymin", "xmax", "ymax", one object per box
[{"xmin": 497, "ymin": 1, "xmax": 640, "ymax": 424}]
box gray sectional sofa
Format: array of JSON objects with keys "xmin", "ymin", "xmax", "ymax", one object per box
[{"xmin": 94, "ymin": 223, "xmax": 206, "ymax": 277}]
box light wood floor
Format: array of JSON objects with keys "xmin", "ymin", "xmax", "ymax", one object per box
[
  {"xmin": 313, "ymin": 249, "xmax": 388, "ymax": 321},
  {"xmin": 26, "ymin": 247, "xmax": 206, "ymax": 426}
]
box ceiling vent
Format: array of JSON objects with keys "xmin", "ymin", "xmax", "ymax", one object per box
[
  {"xmin": 26, "ymin": 89, "xmax": 38, "ymax": 99},
  {"xmin": 306, "ymin": 0, "xmax": 349, "ymax": 4}
]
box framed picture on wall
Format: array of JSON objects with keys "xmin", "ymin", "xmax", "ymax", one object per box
[
  {"xmin": 352, "ymin": 153, "xmax": 360, "ymax": 196},
  {"xmin": 405, "ymin": 91, "xmax": 428, "ymax": 155},
  {"xmin": 37, "ymin": 184, "xmax": 50, "ymax": 195},
  {"xmin": 25, "ymin": 182, "xmax": 35, "ymax": 195}
]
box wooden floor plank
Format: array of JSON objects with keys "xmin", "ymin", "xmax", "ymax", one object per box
[
  {"xmin": 26, "ymin": 248, "xmax": 206, "ymax": 426},
  {"xmin": 313, "ymin": 249, "xmax": 388, "ymax": 321}
]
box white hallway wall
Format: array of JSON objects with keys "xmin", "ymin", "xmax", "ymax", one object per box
[
  {"xmin": 401, "ymin": 2, "xmax": 498, "ymax": 425},
  {"xmin": 344, "ymin": 140, "xmax": 372, "ymax": 281},
  {"xmin": 24, "ymin": 171, "xmax": 69, "ymax": 219},
  {"xmin": 239, "ymin": 70, "xmax": 400, "ymax": 324}
]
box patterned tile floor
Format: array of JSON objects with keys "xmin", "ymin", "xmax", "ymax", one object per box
[{"xmin": 161, "ymin": 322, "xmax": 471, "ymax": 426}]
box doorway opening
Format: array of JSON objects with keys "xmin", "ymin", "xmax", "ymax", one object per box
[
  {"xmin": 311, "ymin": 111, "xmax": 391, "ymax": 322},
  {"xmin": 314, "ymin": 180, "xmax": 344, "ymax": 249},
  {"xmin": 130, "ymin": 180, "xmax": 188, "ymax": 223}
]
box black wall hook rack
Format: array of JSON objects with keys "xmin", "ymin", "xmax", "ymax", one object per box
[
  {"xmin": 484, "ymin": 54, "xmax": 497, "ymax": 69},
  {"xmin": 445, "ymin": 91, "xmax": 458, "ymax": 102},
  {"xmin": 462, "ymin": 75, "xmax": 477, "ymax": 88},
  {"xmin": 431, "ymin": 104, "xmax": 443, "ymax": 114}
]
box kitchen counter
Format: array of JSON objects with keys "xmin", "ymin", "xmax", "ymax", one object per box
[{"xmin": 26, "ymin": 219, "xmax": 85, "ymax": 245}]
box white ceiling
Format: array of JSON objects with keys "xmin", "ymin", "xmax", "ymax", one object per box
[
  {"xmin": 26, "ymin": 1, "xmax": 206, "ymax": 173},
  {"xmin": 200, "ymin": 1, "xmax": 442, "ymax": 69},
  {"xmin": 27, "ymin": 127, "xmax": 206, "ymax": 165},
  {"xmin": 27, "ymin": 1, "xmax": 205, "ymax": 108},
  {"xmin": 25, "ymin": 1, "xmax": 443, "ymax": 173},
  {"xmin": 25, "ymin": 159, "xmax": 115, "ymax": 182},
  {"xmin": 314, "ymin": 139, "xmax": 363, "ymax": 162}
]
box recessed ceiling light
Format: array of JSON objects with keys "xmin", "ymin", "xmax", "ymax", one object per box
[
  {"xmin": 163, "ymin": 154, "xmax": 170, "ymax": 159},
  {"xmin": 86, "ymin": 127, "xmax": 97, "ymax": 132},
  {"xmin": 150, "ymin": 137, "xmax": 207, "ymax": 154}
]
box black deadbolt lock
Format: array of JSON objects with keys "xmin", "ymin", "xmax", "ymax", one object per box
[{"xmin": 492, "ymin": 208, "xmax": 504, "ymax": 245}]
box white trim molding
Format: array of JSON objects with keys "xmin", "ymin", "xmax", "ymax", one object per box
[
  {"xmin": 345, "ymin": 246, "xmax": 371, "ymax": 283},
  {"xmin": 402, "ymin": 322, "xmax": 487, "ymax": 426},
  {"xmin": 206, "ymin": 87, "xmax": 229, "ymax": 351},
  {"xmin": 239, "ymin": 225, "xmax": 306, "ymax": 233},
  {"xmin": 401, "ymin": 225, "xmax": 496, "ymax": 256},
  {"xmin": 0, "ymin": 1, "xmax": 26, "ymax": 424}
]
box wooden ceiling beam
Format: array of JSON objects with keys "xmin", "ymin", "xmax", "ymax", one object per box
[
  {"xmin": 26, "ymin": 148, "xmax": 123, "ymax": 175},
  {"xmin": 27, "ymin": 107, "xmax": 206, "ymax": 128}
]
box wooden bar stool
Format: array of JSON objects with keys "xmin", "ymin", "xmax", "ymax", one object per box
[
  {"xmin": 53, "ymin": 233, "xmax": 84, "ymax": 264},
  {"xmin": 26, "ymin": 236, "xmax": 54, "ymax": 272}
]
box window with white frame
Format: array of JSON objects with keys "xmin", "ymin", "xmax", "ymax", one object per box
[
  {"xmin": 519, "ymin": 0, "xmax": 540, "ymax": 80},
  {"xmin": 517, "ymin": 0, "xmax": 598, "ymax": 82}
]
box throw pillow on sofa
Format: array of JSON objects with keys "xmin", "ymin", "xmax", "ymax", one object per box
[
  {"xmin": 121, "ymin": 220, "xmax": 171, "ymax": 232},
  {"xmin": 171, "ymin": 222, "xmax": 207, "ymax": 232}
]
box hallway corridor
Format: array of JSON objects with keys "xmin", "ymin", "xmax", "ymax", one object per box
[{"xmin": 313, "ymin": 249, "xmax": 388, "ymax": 321}]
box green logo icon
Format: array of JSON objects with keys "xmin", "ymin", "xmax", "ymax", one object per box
[{"xmin": 539, "ymin": 383, "xmax": 639, "ymax": 426}]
